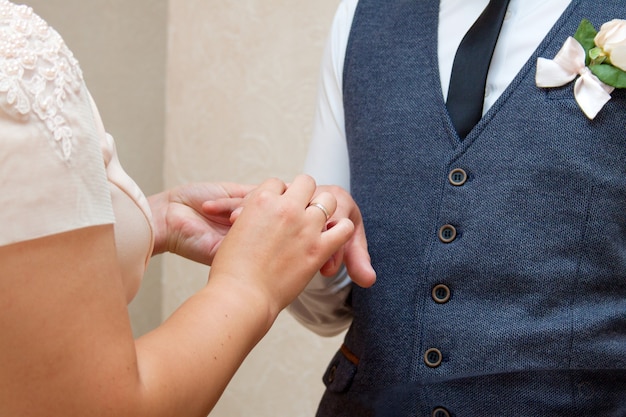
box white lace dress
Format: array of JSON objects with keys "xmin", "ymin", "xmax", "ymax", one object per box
[{"xmin": 0, "ymin": 0, "xmax": 153, "ymax": 302}]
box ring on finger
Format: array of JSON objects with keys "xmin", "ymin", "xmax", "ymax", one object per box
[{"xmin": 308, "ymin": 202, "xmax": 330, "ymax": 221}]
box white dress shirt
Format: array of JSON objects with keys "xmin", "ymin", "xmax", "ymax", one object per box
[{"xmin": 288, "ymin": 0, "xmax": 572, "ymax": 336}]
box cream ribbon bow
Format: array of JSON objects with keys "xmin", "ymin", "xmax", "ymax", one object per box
[{"xmin": 536, "ymin": 36, "xmax": 614, "ymax": 119}]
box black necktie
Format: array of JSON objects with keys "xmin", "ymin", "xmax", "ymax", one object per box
[{"xmin": 446, "ymin": 0, "xmax": 511, "ymax": 139}]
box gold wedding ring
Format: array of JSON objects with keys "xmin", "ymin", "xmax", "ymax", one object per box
[{"xmin": 308, "ymin": 202, "xmax": 330, "ymax": 221}]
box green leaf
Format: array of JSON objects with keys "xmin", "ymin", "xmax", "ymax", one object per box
[
  {"xmin": 589, "ymin": 47, "xmax": 607, "ymax": 65},
  {"xmin": 574, "ymin": 19, "xmax": 598, "ymax": 65},
  {"xmin": 590, "ymin": 63, "xmax": 626, "ymax": 88}
]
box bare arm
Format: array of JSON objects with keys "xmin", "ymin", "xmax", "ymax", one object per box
[{"xmin": 0, "ymin": 175, "xmax": 353, "ymax": 417}]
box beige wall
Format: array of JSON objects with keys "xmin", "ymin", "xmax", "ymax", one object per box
[
  {"xmin": 165, "ymin": 1, "xmax": 344, "ymax": 415},
  {"xmin": 28, "ymin": 0, "xmax": 345, "ymax": 416}
]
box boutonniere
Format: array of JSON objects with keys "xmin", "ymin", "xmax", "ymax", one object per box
[{"xmin": 536, "ymin": 19, "xmax": 626, "ymax": 119}]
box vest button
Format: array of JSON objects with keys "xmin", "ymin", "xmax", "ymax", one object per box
[
  {"xmin": 432, "ymin": 284, "xmax": 451, "ymax": 304},
  {"xmin": 448, "ymin": 168, "xmax": 467, "ymax": 186},
  {"xmin": 438, "ymin": 224, "xmax": 457, "ymax": 243},
  {"xmin": 432, "ymin": 407, "xmax": 451, "ymax": 417},
  {"xmin": 424, "ymin": 348, "xmax": 443, "ymax": 368}
]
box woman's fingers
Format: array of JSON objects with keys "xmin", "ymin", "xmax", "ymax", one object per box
[
  {"xmin": 202, "ymin": 197, "xmax": 245, "ymax": 217},
  {"xmin": 283, "ymin": 174, "xmax": 316, "ymax": 201},
  {"xmin": 320, "ymin": 218, "xmax": 354, "ymax": 257},
  {"xmin": 226, "ymin": 178, "xmax": 288, "ymax": 222}
]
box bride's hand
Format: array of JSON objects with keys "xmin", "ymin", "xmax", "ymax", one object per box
[
  {"xmin": 148, "ymin": 182, "xmax": 255, "ymax": 265},
  {"xmin": 208, "ymin": 175, "xmax": 355, "ymax": 317},
  {"xmin": 204, "ymin": 183, "xmax": 376, "ymax": 289}
]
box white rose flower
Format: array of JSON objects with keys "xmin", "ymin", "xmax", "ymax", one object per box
[{"xmin": 594, "ymin": 19, "xmax": 626, "ymax": 71}]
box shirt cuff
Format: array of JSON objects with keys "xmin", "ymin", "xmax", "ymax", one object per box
[{"xmin": 287, "ymin": 265, "xmax": 353, "ymax": 337}]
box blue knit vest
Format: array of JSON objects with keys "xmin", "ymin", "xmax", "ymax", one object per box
[{"xmin": 317, "ymin": 1, "xmax": 626, "ymax": 416}]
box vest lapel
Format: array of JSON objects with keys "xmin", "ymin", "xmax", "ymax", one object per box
[{"xmin": 469, "ymin": 0, "xmax": 583, "ymax": 142}]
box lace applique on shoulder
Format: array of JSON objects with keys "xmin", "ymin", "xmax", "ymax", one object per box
[{"xmin": 0, "ymin": 0, "xmax": 84, "ymax": 160}]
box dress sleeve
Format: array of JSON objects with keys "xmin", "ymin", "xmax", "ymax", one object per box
[{"xmin": 0, "ymin": 2, "xmax": 115, "ymax": 247}]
